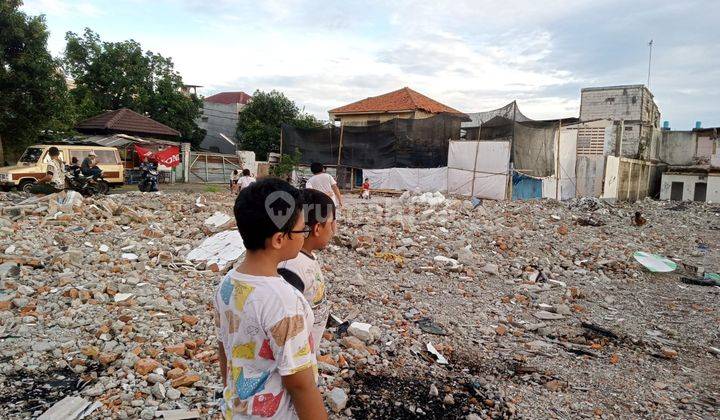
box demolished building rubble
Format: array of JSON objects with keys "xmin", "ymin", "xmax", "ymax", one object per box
[{"xmin": 0, "ymin": 189, "xmax": 718, "ymax": 419}]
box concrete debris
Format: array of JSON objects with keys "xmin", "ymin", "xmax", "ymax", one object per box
[
  {"xmin": 38, "ymin": 396, "xmax": 99, "ymax": 420},
  {"xmin": 347, "ymin": 322, "xmax": 380, "ymax": 343},
  {"xmin": 203, "ymin": 211, "xmax": 234, "ymax": 233},
  {"xmin": 156, "ymin": 409, "xmax": 201, "ymax": 419},
  {"xmin": 0, "ymin": 190, "xmax": 717, "ymax": 419},
  {"xmin": 327, "ymin": 387, "xmax": 348, "ymax": 412},
  {"xmin": 186, "ymin": 229, "xmax": 245, "ymax": 271},
  {"xmin": 410, "ymin": 191, "xmax": 446, "ymax": 206}
]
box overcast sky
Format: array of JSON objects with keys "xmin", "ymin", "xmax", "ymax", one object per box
[{"xmin": 23, "ymin": 0, "xmax": 720, "ymax": 128}]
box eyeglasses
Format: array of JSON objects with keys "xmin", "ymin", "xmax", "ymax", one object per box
[{"xmin": 287, "ymin": 226, "xmax": 312, "ymax": 238}]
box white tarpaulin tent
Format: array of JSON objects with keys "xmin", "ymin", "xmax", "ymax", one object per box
[
  {"xmin": 363, "ymin": 167, "xmax": 448, "ymax": 193},
  {"xmin": 364, "ymin": 142, "xmax": 510, "ymax": 199},
  {"xmin": 447, "ymin": 141, "xmax": 510, "ymax": 200}
]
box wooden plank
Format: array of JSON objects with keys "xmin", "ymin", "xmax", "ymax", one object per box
[{"xmin": 38, "ymin": 396, "xmax": 90, "ymax": 420}]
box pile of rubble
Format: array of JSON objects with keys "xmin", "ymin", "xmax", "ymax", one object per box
[{"xmin": 0, "ymin": 189, "xmax": 718, "ymax": 419}]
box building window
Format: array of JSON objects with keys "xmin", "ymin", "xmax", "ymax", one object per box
[
  {"xmin": 576, "ymin": 127, "xmax": 605, "ymax": 156},
  {"xmin": 631, "ymin": 96, "xmax": 637, "ymax": 104},
  {"xmin": 624, "ymin": 126, "xmax": 633, "ymax": 131},
  {"xmin": 605, "ymin": 97, "xmax": 615, "ymax": 103}
]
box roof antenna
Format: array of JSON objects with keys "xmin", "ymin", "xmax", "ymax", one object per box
[{"xmin": 647, "ymin": 39, "xmax": 653, "ymax": 88}]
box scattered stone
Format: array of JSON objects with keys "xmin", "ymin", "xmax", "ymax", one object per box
[
  {"xmin": 135, "ymin": 358, "xmax": 160, "ymax": 375},
  {"xmin": 347, "ymin": 322, "xmax": 380, "ymax": 342},
  {"xmin": 327, "ymin": 388, "xmax": 348, "ymax": 412},
  {"xmin": 660, "ymin": 347, "xmax": 678, "ymax": 359},
  {"xmin": 533, "ymin": 311, "xmax": 564, "ymax": 321}
]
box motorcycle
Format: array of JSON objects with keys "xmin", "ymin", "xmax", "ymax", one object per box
[
  {"xmin": 138, "ymin": 167, "xmax": 159, "ymax": 192},
  {"xmin": 65, "ymin": 168, "xmax": 110, "ymax": 196}
]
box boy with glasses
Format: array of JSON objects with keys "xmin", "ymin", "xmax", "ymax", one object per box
[
  {"xmin": 277, "ymin": 189, "xmax": 336, "ymax": 354},
  {"xmin": 214, "ymin": 178, "xmax": 327, "ymax": 419}
]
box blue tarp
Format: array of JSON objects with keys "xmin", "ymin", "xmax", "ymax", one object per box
[{"xmin": 512, "ymin": 171, "xmax": 542, "ymax": 200}]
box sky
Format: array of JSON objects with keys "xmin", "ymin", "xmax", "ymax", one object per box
[{"xmin": 22, "ymin": 0, "xmax": 720, "ymax": 129}]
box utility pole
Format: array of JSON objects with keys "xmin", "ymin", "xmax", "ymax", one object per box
[{"xmin": 647, "ymin": 39, "xmax": 653, "ymax": 88}]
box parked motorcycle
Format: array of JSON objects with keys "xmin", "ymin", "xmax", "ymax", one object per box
[
  {"xmin": 65, "ymin": 168, "xmax": 110, "ymax": 196},
  {"xmin": 138, "ymin": 167, "xmax": 159, "ymax": 192}
]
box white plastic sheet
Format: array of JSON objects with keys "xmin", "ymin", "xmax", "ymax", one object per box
[
  {"xmin": 447, "ymin": 141, "xmax": 510, "ymax": 200},
  {"xmin": 541, "ymin": 127, "xmax": 577, "ymax": 200},
  {"xmin": 187, "ymin": 230, "xmax": 246, "ymax": 270},
  {"xmin": 363, "ymin": 167, "xmax": 448, "ymax": 193}
]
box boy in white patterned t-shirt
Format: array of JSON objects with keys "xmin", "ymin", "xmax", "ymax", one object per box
[
  {"xmin": 278, "ymin": 189, "xmax": 336, "ymax": 354},
  {"xmin": 214, "ymin": 178, "xmax": 327, "ymax": 419}
]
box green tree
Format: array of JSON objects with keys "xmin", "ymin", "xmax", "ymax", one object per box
[
  {"xmin": 64, "ymin": 29, "xmax": 205, "ymax": 147},
  {"xmin": 236, "ymin": 90, "xmax": 322, "ymax": 161},
  {"xmin": 0, "ymin": 0, "xmax": 75, "ymax": 163}
]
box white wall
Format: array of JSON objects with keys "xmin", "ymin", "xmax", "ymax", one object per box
[{"xmin": 660, "ymin": 173, "xmax": 720, "ymax": 202}]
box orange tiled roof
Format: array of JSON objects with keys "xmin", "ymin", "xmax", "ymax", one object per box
[{"xmin": 329, "ymin": 87, "xmax": 463, "ymax": 115}]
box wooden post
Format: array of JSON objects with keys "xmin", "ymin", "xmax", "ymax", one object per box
[
  {"xmin": 470, "ymin": 140, "xmax": 480, "ymax": 197},
  {"xmin": 205, "ymin": 154, "xmax": 209, "ymax": 183},
  {"xmin": 279, "ymin": 129, "xmax": 283, "ymax": 163},
  {"xmin": 555, "ymin": 120, "xmax": 562, "ymax": 200},
  {"xmin": 337, "ymin": 123, "xmax": 344, "ymax": 167}
]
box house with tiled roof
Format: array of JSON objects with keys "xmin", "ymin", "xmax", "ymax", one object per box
[
  {"xmin": 198, "ymin": 91, "xmax": 253, "ymax": 153},
  {"xmin": 328, "ymin": 87, "xmax": 467, "ymax": 126},
  {"xmin": 75, "ymin": 108, "xmax": 180, "ymax": 139}
]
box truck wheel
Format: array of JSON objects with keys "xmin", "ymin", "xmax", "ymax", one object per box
[{"xmin": 18, "ymin": 180, "xmax": 36, "ymax": 193}]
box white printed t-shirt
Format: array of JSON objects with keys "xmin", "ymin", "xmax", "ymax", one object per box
[
  {"xmin": 305, "ymin": 173, "xmax": 338, "ymax": 206},
  {"xmin": 214, "ymin": 270, "xmax": 317, "ymax": 419},
  {"xmin": 277, "ymin": 251, "xmax": 329, "ymax": 354},
  {"xmin": 239, "ymin": 176, "xmax": 256, "ymax": 190}
]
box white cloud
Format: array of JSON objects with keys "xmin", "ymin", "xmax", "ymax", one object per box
[
  {"xmin": 23, "ymin": 0, "xmax": 103, "ymax": 17},
  {"xmin": 21, "ymin": 0, "xmax": 720, "ymax": 126}
]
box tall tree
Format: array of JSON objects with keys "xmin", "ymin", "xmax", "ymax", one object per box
[
  {"xmin": 0, "ymin": 0, "xmax": 74, "ymax": 163},
  {"xmin": 64, "ymin": 29, "xmax": 205, "ymax": 147},
  {"xmin": 236, "ymin": 90, "xmax": 322, "ymax": 160}
]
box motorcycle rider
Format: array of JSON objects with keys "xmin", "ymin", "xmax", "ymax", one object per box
[
  {"xmin": 30, "ymin": 146, "xmax": 66, "ymax": 196},
  {"xmin": 81, "ymin": 152, "xmax": 102, "ymax": 178},
  {"xmin": 67, "ymin": 157, "xmax": 82, "ymax": 179},
  {"xmin": 139, "ymin": 156, "xmax": 158, "ymax": 192}
]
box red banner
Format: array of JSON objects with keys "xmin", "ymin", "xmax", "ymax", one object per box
[
  {"xmin": 134, "ymin": 145, "xmax": 180, "ymax": 168},
  {"xmin": 154, "ymin": 146, "xmax": 180, "ymax": 168}
]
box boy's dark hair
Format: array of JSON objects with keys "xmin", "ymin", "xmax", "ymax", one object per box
[
  {"xmin": 48, "ymin": 147, "xmax": 60, "ymax": 157},
  {"xmin": 310, "ymin": 162, "xmax": 324, "ymax": 174},
  {"xmin": 71, "ymin": 157, "xmax": 78, "ymax": 164},
  {"xmin": 242, "ymin": 169, "xmax": 251, "ymax": 176},
  {"xmin": 234, "ymin": 178, "xmax": 302, "ymax": 250},
  {"xmin": 302, "ymin": 189, "xmax": 335, "ymax": 226}
]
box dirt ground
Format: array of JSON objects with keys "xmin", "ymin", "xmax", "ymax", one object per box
[{"xmin": 0, "ymin": 189, "xmax": 718, "ymax": 419}]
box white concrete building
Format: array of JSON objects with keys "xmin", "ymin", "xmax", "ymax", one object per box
[
  {"xmin": 198, "ymin": 91, "xmax": 252, "ymax": 154},
  {"xmin": 660, "ymin": 172, "xmax": 720, "ymax": 202}
]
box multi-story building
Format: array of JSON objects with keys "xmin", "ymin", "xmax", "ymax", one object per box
[
  {"xmin": 197, "ymin": 91, "xmax": 252, "ymax": 154},
  {"xmin": 579, "ymin": 85, "xmax": 660, "ymax": 159}
]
